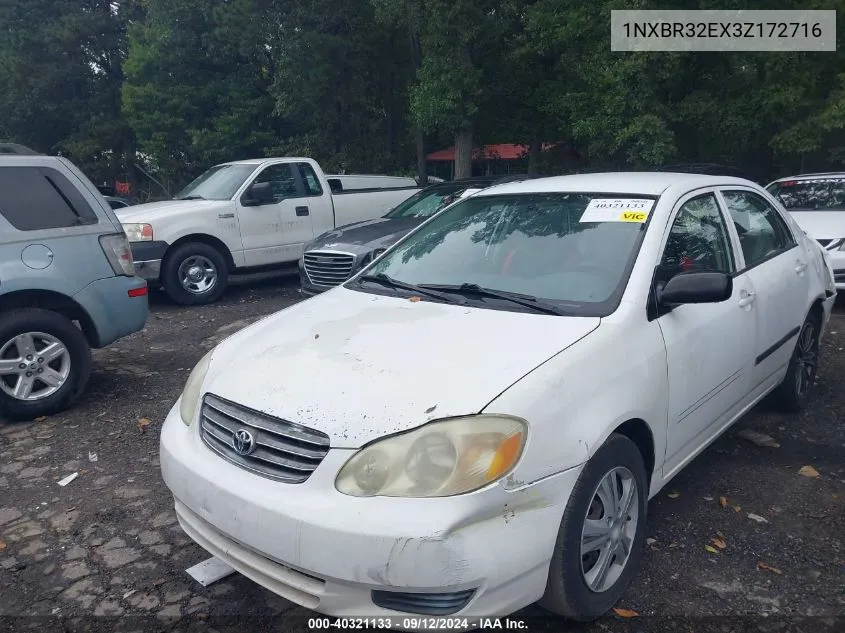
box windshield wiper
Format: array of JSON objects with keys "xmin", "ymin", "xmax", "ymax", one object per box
[
  {"xmin": 419, "ymin": 283, "xmax": 567, "ymax": 316},
  {"xmin": 357, "ymin": 273, "xmax": 464, "ymax": 304},
  {"xmin": 176, "ymin": 195, "xmax": 205, "ymax": 200}
]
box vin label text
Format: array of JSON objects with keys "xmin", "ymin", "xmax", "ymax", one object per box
[{"xmin": 611, "ymin": 10, "xmax": 836, "ymax": 52}]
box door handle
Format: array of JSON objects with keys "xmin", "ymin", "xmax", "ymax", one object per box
[
  {"xmin": 738, "ymin": 291, "xmax": 756, "ymax": 308},
  {"xmin": 295, "ymin": 206, "xmax": 309, "ymax": 217},
  {"xmin": 795, "ymin": 260, "xmax": 807, "ymax": 274}
]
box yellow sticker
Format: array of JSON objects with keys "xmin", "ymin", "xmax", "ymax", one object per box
[{"xmin": 619, "ymin": 211, "xmax": 648, "ymax": 222}]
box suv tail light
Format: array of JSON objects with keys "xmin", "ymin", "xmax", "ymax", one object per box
[{"xmin": 99, "ymin": 233, "xmax": 135, "ymax": 276}]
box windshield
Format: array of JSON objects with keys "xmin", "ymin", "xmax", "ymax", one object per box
[
  {"xmin": 174, "ymin": 164, "xmax": 258, "ymax": 201},
  {"xmin": 767, "ymin": 177, "xmax": 845, "ymax": 210},
  {"xmin": 358, "ymin": 192, "xmax": 653, "ymax": 315},
  {"xmin": 385, "ymin": 183, "xmax": 483, "ymax": 219}
]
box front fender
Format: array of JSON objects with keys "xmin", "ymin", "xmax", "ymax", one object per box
[{"xmin": 482, "ymin": 306, "xmax": 669, "ymax": 495}]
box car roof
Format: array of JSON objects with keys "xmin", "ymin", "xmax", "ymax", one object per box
[
  {"xmin": 475, "ymin": 172, "xmax": 754, "ymax": 197},
  {"xmin": 768, "ymin": 172, "xmax": 845, "ymax": 184}
]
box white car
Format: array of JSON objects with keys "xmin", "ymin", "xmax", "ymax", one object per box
[
  {"xmin": 160, "ymin": 173, "xmax": 837, "ymax": 623},
  {"xmin": 766, "ymin": 173, "xmax": 845, "ymax": 290}
]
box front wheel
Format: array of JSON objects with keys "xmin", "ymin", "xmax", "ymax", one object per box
[
  {"xmin": 769, "ymin": 311, "xmax": 821, "ymax": 413},
  {"xmin": 0, "ymin": 309, "xmax": 92, "ymax": 421},
  {"xmin": 162, "ymin": 242, "xmax": 229, "ymax": 306},
  {"xmin": 539, "ymin": 433, "xmax": 648, "ymax": 620}
]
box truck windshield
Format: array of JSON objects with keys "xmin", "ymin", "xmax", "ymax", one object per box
[
  {"xmin": 385, "ymin": 183, "xmax": 481, "ymax": 219},
  {"xmin": 360, "ymin": 192, "xmax": 653, "ymax": 316},
  {"xmin": 174, "ymin": 164, "xmax": 258, "ymax": 201}
]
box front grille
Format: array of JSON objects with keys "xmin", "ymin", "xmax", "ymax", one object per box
[
  {"xmin": 200, "ymin": 393, "xmax": 330, "ymax": 483},
  {"xmin": 371, "ymin": 589, "xmax": 476, "ymax": 615},
  {"xmin": 303, "ymin": 251, "xmax": 356, "ymax": 287},
  {"xmin": 834, "ymin": 269, "xmax": 845, "ymax": 284}
]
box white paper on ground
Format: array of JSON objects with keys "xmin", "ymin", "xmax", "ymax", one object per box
[
  {"xmin": 186, "ymin": 556, "xmax": 236, "ymax": 586},
  {"xmin": 579, "ymin": 198, "xmax": 655, "ymax": 223},
  {"xmin": 57, "ymin": 472, "xmax": 79, "ymax": 487}
]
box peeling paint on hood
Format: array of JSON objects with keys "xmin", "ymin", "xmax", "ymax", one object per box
[{"xmin": 206, "ymin": 287, "xmax": 600, "ymax": 448}]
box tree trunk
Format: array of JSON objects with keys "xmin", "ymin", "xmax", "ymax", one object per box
[
  {"xmin": 454, "ymin": 126, "xmax": 473, "ymax": 179},
  {"xmin": 528, "ymin": 133, "xmax": 542, "ymax": 175},
  {"xmin": 415, "ymin": 127, "xmax": 428, "ymax": 185}
]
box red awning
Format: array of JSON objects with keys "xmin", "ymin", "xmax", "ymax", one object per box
[{"xmin": 427, "ymin": 143, "xmax": 555, "ymax": 162}]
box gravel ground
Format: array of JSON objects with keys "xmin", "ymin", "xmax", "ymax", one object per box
[{"xmin": 1, "ymin": 272, "xmax": 843, "ymax": 633}]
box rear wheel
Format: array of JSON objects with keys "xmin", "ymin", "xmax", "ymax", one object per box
[
  {"xmin": 162, "ymin": 242, "xmax": 229, "ymax": 306},
  {"xmin": 539, "ymin": 434, "xmax": 648, "ymax": 620},
  {"xmin": 769, "ymin": 311, "xmax": 821, "ymax": 413},
  {"xmin": 0, "ymin": 309, "xmax": 91, "ymax": 420}
]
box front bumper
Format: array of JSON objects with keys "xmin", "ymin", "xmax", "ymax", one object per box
[
  {"xmin": 72, "ymin": 275, "xmax": 149, "ymax": 347},
  {"xmin": 160, "ymin": 402, "xmax": 579, "ymax": 619},
  {"xmin": 129, "ymin": 240, "xmax": 168, "ymax": 283},
  {"xmin": 830, "ymin": 248, "xmax": 845, "ymax": 289}
]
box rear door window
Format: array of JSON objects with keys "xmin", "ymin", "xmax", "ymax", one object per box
[{"xmin": 0, "ymin": 166, "xmax": 98, "ymax": 231}]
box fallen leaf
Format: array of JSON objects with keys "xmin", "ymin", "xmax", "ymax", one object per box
[
  {"xmin": 711, "ymin": 537, "xmax": 727, "ymax": 550},
  {"xmin": 612, "ymin": 608, "xmax": 639, "ymax": 618},
  {"xmin": 667, "ymin": 491, "xmax": 680, "ymax": 499},
  {"xmin": 137, "ymin": 418, "xmax": 152, "ymax": 432},
  {"xmin": 733, "ymin": 504, "xmax": 742, "ymax": 513},
  {"xmin": 408, "ymin": 296, "xmax": 422, "ymax": 303},
  {"xmin": 737, "ymin": 429, "xmax": 780, "ymax": 448},
  {"xmin": 719, "ymin": 496, "xmax": 728, "ymax": 508},
  {"xmin": 646, "ymin": 538, "xmax": 657, "ymax": 546},
  {"xmin": 757, "ymin": 561, "xmax": 782, "ymax": 575},
  {"xmin": 703, "ymin": 495, "xmax": 714, "ymax": 501},
  {"xmin": 798, "ymin": 465, "xmax": 820, "ymax": 478},
  {"xmin": 705, "ymin": 544, "xmax": 719, "ymax": 554},
  {"xmin": 35, "ymin": 416, "xmax": 46, "ymax": 422},
  {"xmin": 0, "ymin": 540, "xmax": 6, "ymax": 551},
  {"xmin": 668, "ymin": 542, "xmax": 679, "ymax": 549},
  {"xmin": 747, "ymin": 513, "xmax": 769, "ymax": 524}
]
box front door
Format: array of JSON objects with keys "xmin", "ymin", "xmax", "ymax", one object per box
[
  {"xmin": 718, "ymin": 188, "xmax": 807, "ymax": 389},
  {"xmin": 655, "ymin": 191, "xmax": 757, "ymax": 471},
  {"xmin": 236, "ymin": 163, "xmax": 315, "ymax": 267}
]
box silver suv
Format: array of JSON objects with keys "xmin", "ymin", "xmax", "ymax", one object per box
[{"xmin": 0, "ymin": 148, "xmax": 149, "ymax": 420}]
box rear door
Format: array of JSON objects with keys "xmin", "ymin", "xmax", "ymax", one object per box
[
  {"xmin": 294, "ymin": 162, "xmax": 335, "ymax": 239},
  {"xmin": 235, "ymin": 162, "xmax": 314, "ymax": 266},
  {"xmin": 717, "ymin": 188, "xmax": 807, "ymax": 389}
]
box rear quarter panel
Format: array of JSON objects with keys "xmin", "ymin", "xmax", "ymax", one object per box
[{"xmin": 331, "ymin": 188, "xmax": 420, "ymax": 226}]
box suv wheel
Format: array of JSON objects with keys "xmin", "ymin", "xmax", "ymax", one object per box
[
  {"xmin": 0, "ymin": 309, "xmax": 92, "ymax": 421},
  {"xmin": 162, "ymin": 242, "xmax": 229, "ymax": 306}
]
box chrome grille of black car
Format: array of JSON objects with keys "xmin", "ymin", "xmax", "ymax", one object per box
[
  {"xmin": 303, "ymin": 251, "xmax": 356, "ymax": 287},
  {"xmin": 199, "ymin": 393, "xmax": 330, "ymax": 483}
]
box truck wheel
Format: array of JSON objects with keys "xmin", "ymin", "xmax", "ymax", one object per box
[
  {"xmin": 162, "ymin": 242, "xmax": 229, "ymax": 306},
  {"xmin": 0, "ymin": 309, "xmax": 92, "ymax": 421}
]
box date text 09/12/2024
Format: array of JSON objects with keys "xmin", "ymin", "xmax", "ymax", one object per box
[{"xmin": 307, "ymin": 617, "xmax": 529, "ymax": 630}]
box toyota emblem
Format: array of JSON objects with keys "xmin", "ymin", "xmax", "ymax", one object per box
[{"xmin": 232, "ymin": 429, "xmax": 256, "ymax": 456}]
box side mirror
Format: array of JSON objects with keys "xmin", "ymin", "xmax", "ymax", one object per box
[
  {"xmin": 658, "ymin": 271, "xmax": 732, "ymax": 306},
  {"xmin": 243, "ymin": 182, "xmax": 275, "ymax": 206}
]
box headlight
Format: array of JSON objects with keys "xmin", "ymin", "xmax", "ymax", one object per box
[
  {"xmin": 179, "ymin": 350, "xmax": 213, "ymax": 426},
  {"xmin": 122, "ymin": 223, "xmax": 153, "ymax": 242},
  {"xmin": 335, "ymin": 415, "xmax": 527, "ymax": 498},
  {"xmin": 838, "ymin": 239, "xmax": 845, "ymax": 251}
]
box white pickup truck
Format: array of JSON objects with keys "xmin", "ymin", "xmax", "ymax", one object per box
[{"xmin": 116, "ymin": 158, "xmax": 419, "ymax": 305}]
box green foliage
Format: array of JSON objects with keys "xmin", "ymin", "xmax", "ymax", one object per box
[{"xmin": 3, "ymin": 0, "xmax": 845, "ymax": 186}]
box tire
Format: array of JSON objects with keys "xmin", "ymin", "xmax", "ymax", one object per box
[
  {"xmin": 0, "ymin": 309, "xmax": 92, "ymax": 421},
  {"xmin": 539, "ymin": 433, "xmax": 648, "ymax": 621},
  {"xmin": 769, "ymin": 311, "xmax": 821, "ymax": 413},
  {"xmin": 162, "ymin": 242, "xmax": 229, "ymax": 306}
]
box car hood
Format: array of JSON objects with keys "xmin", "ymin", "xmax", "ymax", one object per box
[
  {"xmin": 307, "ymin": 217, "xmax": 425, "ymax": 254},
  {"xmin": 204, "ymin": 287, "xmax": 600, "ymax": 448},
  {"xmin": 115, "ymin": 199, "xmax": 231, "ymax": 223},
  {"xmin": 787, "ymin": 210, "xmax": 845, "ymax": 240}
]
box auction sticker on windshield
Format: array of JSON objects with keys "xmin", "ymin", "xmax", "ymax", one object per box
[{"xmin": 580, "ymin": 198, "xmax": 655, "ymax": 223}]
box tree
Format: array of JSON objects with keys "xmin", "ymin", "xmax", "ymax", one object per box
[{"xmin": 122, "ymin": 0, "xmax": 281, "ymax": 188}]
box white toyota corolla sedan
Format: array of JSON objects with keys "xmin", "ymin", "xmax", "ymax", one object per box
[{"xmin": 160, "ymin": 173, "xmax": 837, "ymax": 623}]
